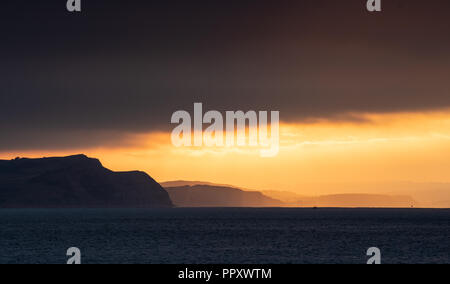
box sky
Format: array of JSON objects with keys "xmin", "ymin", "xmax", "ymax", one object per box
[{"xmin": 1, "ymin": 0, "xmax": 450, "ymax": 200}]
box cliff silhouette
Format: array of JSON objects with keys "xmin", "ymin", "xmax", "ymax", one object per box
[
  {"xmin": 165, "ymin": 184, "xmax": 285, "ymax": 207},
  {"xmin": 0, "ymin": 155, "xmax": 172, "ymax": 208},
  {"xmin": 163, "ymin": 181, "xmax": 418, "ymax": 208}
]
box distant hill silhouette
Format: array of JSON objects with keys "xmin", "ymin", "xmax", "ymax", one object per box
[
  {"xmin": 263, "ymin": 191, "xmax": 417, "ymax": 208},
  {"xmin": 308, "ymin": 194, "xmax": 417, "ymax": 208},
  {"xmin": 165, "ymin": 185, "xmax": 285, "ymax": 207},
  {"xmin": 161, "ymin": 180, "xmax": 236, "ymax": 188},
  {"xmin": 163, "ymin": 181, "xmax": 418, "ymax": 208},
  {"xmin": 0, "ymin": 155, "xmax": 172, "ymax": 208}
]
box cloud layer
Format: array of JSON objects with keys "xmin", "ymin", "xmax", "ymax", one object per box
[{"xmin": 1, "ymin": 0, "xmax": 450, "ymax": 150}]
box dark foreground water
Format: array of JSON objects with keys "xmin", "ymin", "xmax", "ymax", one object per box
[{"xmin": 0, "ymin": 208, "xmax": 448, "ymax": 264}]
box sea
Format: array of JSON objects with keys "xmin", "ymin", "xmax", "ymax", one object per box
[{"xmin": 0, "ymin": 208, "xmax": 448, "ymax": 264}]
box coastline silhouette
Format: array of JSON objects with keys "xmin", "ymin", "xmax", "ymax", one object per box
[
  {"xmin": 0, "ymin": 154, "xmax": 436, "ymax": 209},
  {"xmin": 0, "ymin": 155, "xmax": 172, "ymax": 208}
]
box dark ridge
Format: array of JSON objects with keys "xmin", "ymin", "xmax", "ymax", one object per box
[
  {"xmin": 165, "ymin": 184, "xmax": 285, "ymax": 207},
  {"xmin": 0, "ymin": 155, "xmax": 173, "ymax": 208}
]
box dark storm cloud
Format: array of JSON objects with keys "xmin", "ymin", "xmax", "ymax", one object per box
[{"xmin": 1, "ymin": 0, "xmax": 450, "ymax": 150}]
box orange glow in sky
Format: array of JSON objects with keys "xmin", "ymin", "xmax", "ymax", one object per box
[{"xmin": 2, "ymin": 110, "xmax": 450, "ymax": 197}]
